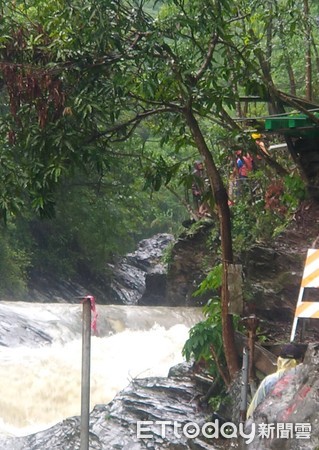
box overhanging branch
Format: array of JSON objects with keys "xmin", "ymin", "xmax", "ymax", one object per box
[{"xmin": 87, "ymin": 106, "xmax": 175, "ymax": 144}]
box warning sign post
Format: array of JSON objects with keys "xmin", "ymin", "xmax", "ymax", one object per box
[{"xmin": 291, "ymin": 249, "xmax": 319, "ymax": 341}]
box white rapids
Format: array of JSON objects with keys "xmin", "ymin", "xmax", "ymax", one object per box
[{"xmin": 0, "ymin": 302, "xmax": 202, "ymax": 437}]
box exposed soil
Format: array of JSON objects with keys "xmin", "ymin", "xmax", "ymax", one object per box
[
  {"xmin": 259, "ymin": 199, "xmax": 319, "ymax": 345},
  {"xmin": 274, "ymin": 199, "xmax": 319, "ymax": 251}
]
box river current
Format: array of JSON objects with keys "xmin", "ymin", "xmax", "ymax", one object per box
[{"xmin": 0, "ymin": 302, "xmax": 202, "ymax": 438}]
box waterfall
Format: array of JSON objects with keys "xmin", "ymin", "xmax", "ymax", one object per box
[{"xmin": 0, "ymin": 302, "xmax": 202, "ymax": 437}]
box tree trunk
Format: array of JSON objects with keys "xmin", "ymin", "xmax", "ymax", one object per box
[
  {"xmin": 304, "ymin": 0, "xmax": 312, "ymax": 101},
  {"xmin": 279, "ymin": 23, "xmax": 297, "ymax": 96},
  {"xmin": 184, "ymin": 107, "xmax": 239, "ymax": 380},
  {"xmin": 311, "ymin": 35, "xmax": 319, "ymax": 75},
  {"xmin": 286, "ymin": 55, "xmax": 297, "ymax": 96}
]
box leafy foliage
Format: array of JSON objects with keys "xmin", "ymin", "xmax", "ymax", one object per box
[
  {"xmin": 182, "ymin": 298, "xmax": 225, "ymax": 377},
  {"xmin": 0, "ymin": 223, "xmax": 31, "ymax": 296},
  {"xmin": 182, "ymin": 265, "xmax": 234, "ymax": 382},
  {"xmin": 0, "ymin": 0, "xmax": 317, "ymax": 221},
  {"xmin": 230, "ymin": 168, "xmax": 308, "ymax": 249}
]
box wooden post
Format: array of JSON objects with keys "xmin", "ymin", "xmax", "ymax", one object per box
[{"xmin": 80, "ymin": 298, "xmax": 91, "ymax": 450}]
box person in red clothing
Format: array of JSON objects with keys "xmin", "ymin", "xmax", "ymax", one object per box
[
  {"xmin": 236, "ymin": 150, "xmax": 254, "ymax": 177},
  {"xmin": 233, "ymin": 150, "xmax": 254, "ymax": 197}
]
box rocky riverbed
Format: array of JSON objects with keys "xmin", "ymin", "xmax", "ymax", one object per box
[{"xmin": 0, "ymin": 366, "xmax": 229, "ymax": 450}]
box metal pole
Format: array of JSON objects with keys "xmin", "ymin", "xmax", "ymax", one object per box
[
  {"xmin": 80, "ymin": 299, "xmax": 91, "ymax": 450},
  {"xmin": 240, "ymin": 346, "xmax": 249, "ymax": 423},
  {"xmin": 247, "ymin": 315, "xmax": 258, "ymax": 397}
]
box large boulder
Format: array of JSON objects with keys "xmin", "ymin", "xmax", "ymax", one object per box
[
  {"xmin": 242, "ymin": 244, "xmax": 304, "ymax": 321},
  {"xmin": 109, "ymin": 233, "xmax": 174, "ymax": 305},
  {"xmin": 165, "ymin": 220, "xmax": 218, "ymax": 306}
]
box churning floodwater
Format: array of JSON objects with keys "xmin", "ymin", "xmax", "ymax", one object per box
[{"xmin": 0, "ymin": 302, "xmax": 202, "ymax": 438}]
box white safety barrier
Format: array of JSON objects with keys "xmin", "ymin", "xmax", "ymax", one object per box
[{"xmin": 290, "ymin": 249, "xmax": 319, "ymax": 341}]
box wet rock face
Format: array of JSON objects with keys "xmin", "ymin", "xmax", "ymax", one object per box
[
  {"xmin": 295, "ymin": 137, "xmax": 319, "ymax": 200},
  {"xmin": 0, "ymin": 368, "xmax": 228, "ymax": 450},
  {"xmin": 165, "ymin": 221, "xmax": 219, "ymax": 307},
  {"xmin": 164, "ymin": 231, "xmax": 304, "ymax": 317},
  {"xmin": 242, "ymin": 244, "xmax": 304, "ymax": 321},
  {"xmin": 109, "ymin": 233, "xmax": 174, "ymax": 305},
  {"xmin": 24, "ymin": 233, "xmax": 174, "ymax": 305},
  {"xmin": 243, "ymin": 343, "xmax": 319, "ymax": 450},
  {"xmin": 0, "ymin": 304, "xmax": 53, "ymax": 347}
]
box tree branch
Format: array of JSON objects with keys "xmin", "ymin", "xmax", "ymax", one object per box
[
  {"xmin": 210, "ymin": 344, "xmax": 230, "ymax": 387},
  {"xmin": 87, "ymin": 107, "xmax": 175, "ymax": 143},
  {"xmin": 194, "ymin": 32, "xmax": 218, "ymax": 83},
  {"xmin": 165, "ymin": 184, "xmax": 199, "ymax": 221}
]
